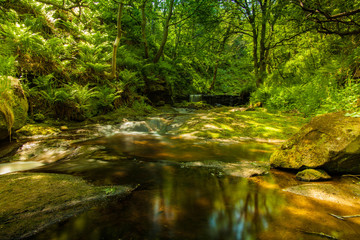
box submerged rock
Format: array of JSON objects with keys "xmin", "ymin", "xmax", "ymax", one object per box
[
  {"xmin": 295, "ymin": 169, "xmax": 331, "ymax": 182},
  {"xmin": 182, "ymin": 160, "xmax": 269, "ymax": 178},
  {"xmin": 0, "ymin": 77, "xmax": 28, "ymax": 140},
  {"xmin": 270, "ymin": 112, "xmax": 360, "ymax": 174}
]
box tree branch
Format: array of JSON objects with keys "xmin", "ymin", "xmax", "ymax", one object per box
[
  {"xmin": 36, "ymin": 0, "xmax": 89, "ymax": 17},
  {"xmin": 169, "ymin": 0, "xmax": 207, "ymax": 27}
]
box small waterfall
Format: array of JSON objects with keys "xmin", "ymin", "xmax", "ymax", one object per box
[{"xmin": 189, "ymin": 94, "xmax": 202, "ymax": 102}]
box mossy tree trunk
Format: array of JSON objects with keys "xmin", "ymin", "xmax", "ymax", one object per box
[
  {"xmin": 111, "ymin": 2, "xmax": 124, "ymax": 78},
  {"xmin": 141, "ymin": 0, "xmax": 149, "ymax": 59}
]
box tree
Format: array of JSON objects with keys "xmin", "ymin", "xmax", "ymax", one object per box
[
  {"xmin": 140, "ymin": 0, "xmax": 150, "ymax": 59},
  {"xmin": 153, "ymin": 0, "xmax": 175, "ymax": 63},
  {"xmin": 296, "ymin": 0, "xmax": 360, "ymax": 36},
  {"xmin": 111, "ymin": 2, "xmax": 124, "ymax": 78},
  {"xmin": 230, "ymin": 0, "xmax": 283, "ymax": 86}
]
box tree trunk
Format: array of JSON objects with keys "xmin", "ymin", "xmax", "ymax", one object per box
[
  {"xmin": 153, "ymin": 0, "xmax": 175, "ymax": 63},
  {"xmin": 111, "ymin": 3, "xmax": 124, "ymax": 78},
  {"xmin": 210, "ymin": 59, "xmax": 219, "ymax": 91},
  {"xmin": 258, "ymin": 0, "xmax": 268, "ymax": 87},
  {"xmin": 141, "ymin": 0, "xmax": 149, "ymax": 59},
  {"xmin": 210, "ymin": 26, "xmax": 232, "ymax": 91}
]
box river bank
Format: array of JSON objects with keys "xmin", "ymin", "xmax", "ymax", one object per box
[{"xmin": 0, "ymin": 107, "xmax": 359, "ymax": 239}]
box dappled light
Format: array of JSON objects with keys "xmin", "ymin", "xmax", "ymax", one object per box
[{"xmin": 1, "ymin": 0, "xmax": 360, "ymax": 239}]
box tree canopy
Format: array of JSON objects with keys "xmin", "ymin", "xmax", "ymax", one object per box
[{"xmin": 1, "ymin": 0, "xmax": 359, "ymax": 120}]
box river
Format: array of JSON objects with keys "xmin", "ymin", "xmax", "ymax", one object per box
[{"xmin": 1, "ymin": 117, "xmax": 360, "ymax": 239}]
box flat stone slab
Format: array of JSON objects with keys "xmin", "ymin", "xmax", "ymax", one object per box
[{"xmin": 0, "ymin": 172, "xmax": 135, "ymax": 239}]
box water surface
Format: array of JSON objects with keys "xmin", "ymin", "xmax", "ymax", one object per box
[{"xmin": 9, "ymin": 130, "xmax": 360, "ymax": 239}]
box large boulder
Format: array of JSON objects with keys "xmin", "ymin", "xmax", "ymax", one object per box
[
  {"xmin": 0, "ymin": 77, "xmax": 28, "ymax": 140},
  {"xmin": 270, "ymin": 112, "xmax": 360, "ymax": 174}
]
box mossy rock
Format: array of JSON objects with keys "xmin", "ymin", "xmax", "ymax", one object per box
[
  {"xmin": 0, "ymin": 77, "xmax": 28, "ymax": 140},
  {"xmin": 295, "ymin": 169, "xmax": 332, "ymax": 182},
  {"xmin": 270, "ymin": 112, "xmax": 360, "ymax": 174},
  {"xmin": 0, "ymin": 172, "xmax": 134, "ymax": 239}
]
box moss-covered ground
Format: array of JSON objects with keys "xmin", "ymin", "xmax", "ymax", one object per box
[
  {"xmin": 170, "ymin": 107, "xmax": 309, "ymax": 141},
  {"xmin": 0, "ymin": 172, "xmax": 134, "ymax": 239}
]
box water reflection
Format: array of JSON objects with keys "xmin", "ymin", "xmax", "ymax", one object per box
[
  {"xmin": 75, "ymin": 133, "xmax": 276, "ymax": 163},
  {"xmin": 32, "ymin": 162, "xmax": 283, "ymax": 240}
]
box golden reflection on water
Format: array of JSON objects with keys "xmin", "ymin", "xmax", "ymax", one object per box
[{"xmin": 30, "ymin": 134, "xmax": 360, "ymax": 240}]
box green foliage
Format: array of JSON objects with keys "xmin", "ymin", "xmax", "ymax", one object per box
[
  {"xmin": 116, "ymin": 98, "xmax": 155, "ymax": 117},
  {"xmin": 119, "ymin": 69, "xmax": 144, "ymax": 93},
  {"xmin": 321, "ymin": 82, "xmax": 360, "ymax": 114},
  {"xmin": 131, "ymin": 98, "xmax": 154, "ymax": 114},
  {"xmin": 2, "ymin": 0, "xmax": 360, "ymax": 121},
  {"xmin": 76, "ymin": 40, "xmax": 111, "ymax": 78},
  {"xmin": 117, "ymin": 46, "xmax": 143, "ymax": 70},
  {"xmin": 94, "ymin": 85, "xmax": 120, "ymax": 113},
  {"xmin": 0, "ymin": 21, "xmax": 45, "ymax": 55}
]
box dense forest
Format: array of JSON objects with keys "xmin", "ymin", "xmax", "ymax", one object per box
[
  {"xmin": 1, "ymin": 0, "xmax": 360, "ymax": 121},
  {"xmin": 2, "ymin": 2, "xmax": 360, "ymax": 239}
]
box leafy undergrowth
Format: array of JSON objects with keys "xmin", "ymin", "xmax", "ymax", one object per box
[
  {"xmin": 0, "ymin": 172, "xmax": 133, "ymax": 239},
  {"xmin": 171, "ymin": 107, "xmax": 309, "ymax": 141}
]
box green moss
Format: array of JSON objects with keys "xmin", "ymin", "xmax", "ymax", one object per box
[
  {"xmin": 295, "ymin": 169, "xmax": 331, "ymax": 182},
  {"xmin": 0, "ymin": 97, "xmax": 14, "ymax": 137},
  {"xmin": 16, "ymin": 124, "xmax": 61, "ymax": 136},
  {"xmin": 0, "ymin": 172, "xmax": 133, "ymax": 239},
  {"xmin": 172, "ymin": 107, "xmax": 308, "ymax": 140}
]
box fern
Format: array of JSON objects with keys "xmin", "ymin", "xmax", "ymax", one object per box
[
  {"xmin": 0, "ymin": 22, "xmax": 45, "ymax": 55},
  {"xmin": 94, "ymin": 85, "xmax": 120, "ymax": 112}
]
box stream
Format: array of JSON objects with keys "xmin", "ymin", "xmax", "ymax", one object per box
[{"xmin": 1, "ymin": 115, "xmax": 360, "ymax": 240}]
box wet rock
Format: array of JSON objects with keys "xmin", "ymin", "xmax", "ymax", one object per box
[
  {"xmin": 283, "ymin": 183, "xmax": 360, "ymax": 207},
  {"xmin": 182, "ymin": 160, "xmax": 269, "ymax": 178},
  {"xmin": 119, "ymin": 121, "xmax": 152, "ymax": 132},
  {"xmin": 270, "ymin": 112, "xmax": 360, "ymax": 174},
  {"xmin": 16, "ymin": 124, "xmax": 60, "ymax": 137},
  {"xmin": 295, "ymin": 169, "xmax": 331, "ymax": 182},
  {"xmin": 0, "ymin": 172, "xmax": 135, "ymax": 240},
  {"xmin": 0, "ymin": 77, "xmax": 28, "ymax": 140},
  {"xmin": 223, "ymin": 161, "xmax": 269, "ymax": 178},
  {"xmin": 60, "ymin": 126, "xmax": 68, "ymax": 131},
  {"xmin": 0, "ymin": 141, "xmax": 22, "ymax": 159}
]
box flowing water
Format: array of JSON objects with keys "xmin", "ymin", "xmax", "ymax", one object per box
[{"xmin": 2, "ymin": 118, "xmax": 360, "ymax": 240}]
